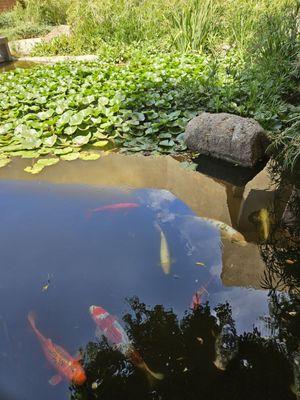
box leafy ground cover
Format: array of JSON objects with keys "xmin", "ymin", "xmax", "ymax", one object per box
[{"xmin": 1, "ymin": 50, "xmax": 296, "ymax": 173}]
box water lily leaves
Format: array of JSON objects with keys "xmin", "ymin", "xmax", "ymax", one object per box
[
  {"xmin": 0, "ymin": 54, "xmax": 208, "ymax": 161},
  {"xmin": 37, "ymin": 109, "xmax": 55, "ymax": 121},
  {"xmin": 98, "ymin": 97, "xmax": 109, "ymax": 106},
  {"xmin": 64, "ymin": 126, "xmax": 78, "ymax": 135},
  {"xmin": 24, "ymin": 158, "xmax": 59, "ymax": 174},
  {"xmin": 159, "ymin": 139, "xmax": 175, "ymax": 147},
  {"xmin": 92, "ymin": 140, "xmax": 109, "ymax": 148},
  {"xmin": 15, "ymin": 125, "xmax": 42, "ymax": 149},
  {"xmin": 44, "ymin": 135, "xmax": 57, "ymax": 147},
  {"xmin": 94, "ymin": 132, "xmax": 108, "ymax": 140},
  {"xmin": 79, "ymin": 151, "xmax": 100, "ymax": 161},
  {"xmin": 12, "ymin": 150, "xmax": 40, "ymax": 158},
  {"xmin": 0, "ymin": 123, "xmax": 13, "ymax": 135},
  {"xmin": 0, "ymin": 157, "xmax": 11, "ymax": 168},
  {"xmin": 54, "ymin": 147, "xmax": 74, "ymax": 155},
  {"xmin": 158, "ymin": 133, "xmax": 173, "ymax": 139},
  {"xmin": 72, "ymin": 133, "xmax": 91, "ymax": 146},
  {"xmin": 69, "ymin": 111, "xmax": 85, "ymax": 126},
  {"xmin": 60, "ymin": 152, "xmax": 80, "ymax": 161},
  {"xmin": 57, "ymin": 110, "xmax": 73, "ymax": 127},
  {"xmin": 180, "ymin": 161, "xmax": 198, "ymax": 171}
]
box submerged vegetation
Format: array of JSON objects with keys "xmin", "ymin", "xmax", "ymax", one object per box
[{"xmin": 0, "ymin": 0, "xmax": 299, "ymax": 174}]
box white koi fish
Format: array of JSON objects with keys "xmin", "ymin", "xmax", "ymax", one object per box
[
  {"xmin": 155, "ymin": 222, "xmax": 172, "ymax": 274},
  {"xmin": 201, "ymin": 217, "xmax": 247, "ymax": 246}
]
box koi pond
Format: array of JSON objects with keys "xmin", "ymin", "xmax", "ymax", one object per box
[{"xmin": 0, "ymin": 155, "xmax": 299, "ymax": 400}]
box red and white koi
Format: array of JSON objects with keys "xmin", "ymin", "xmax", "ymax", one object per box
[
  {"xmin": 89, "ymin": 305, "xmax": 163, "ymax": 381},
  {"xmin": 28, "ymin": 312, "xmax": 86, "ymax": 386}
]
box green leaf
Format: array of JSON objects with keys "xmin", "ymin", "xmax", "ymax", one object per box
[
  {"xmin": 37, "ymin": 109, "xmax": 55, "ymax": 121},
  {"xmin": 57, "ymin": 110, "xmax": 73, "ymax": 127},
  {"xmin": 159, "ymin": 139, "xmax": 175, "ymax": 147},
  {"xmin": 12, "ymin": 150, "xmax": 39, "ymax": 158},
  {"xmin": 54, "ymin": 147, "xmax": 74, "ymax": 155},
  {"xmin": 64, "ymin": 126, "xmax": 78, "ymax": 135},
  {"xmin": 60, "ymin": 152, "xmax": 80, "ymax": 161},
  {"xmin": 180, "ymin": 161, "xmax": 198, "ymax": 171},
  {"xmin": 72, "ymin": 133, "xmax": 91, "ymax": 146},
  {"xmin": 92, "ymin": 140, "xmax": 109, "ymax": 147},
  {"xmin": 69, "ymin": 111, "xmax": 85, "ymax": 126},
  {"xmin": 0, "ymin": 157, "xmax": 11, "ymax": 168},
  {"xmin": 24, "ymin": 157, "xmax": 59, "ymax": 174},
  {"xmin": 79, "ymin": 151, "xmax": 100, "ymax": 161},
  {"xmin": 44, "ymin": 135, "xmax": 57, "ymax": 147}
]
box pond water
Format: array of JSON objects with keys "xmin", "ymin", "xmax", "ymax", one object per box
[
  {"xmin": 0, "ymin": 155, "xmax": 299, "ymax": 400},
  {"xmin": 0, "ymin": 60, "xmax": 37, "ymax": 73}
]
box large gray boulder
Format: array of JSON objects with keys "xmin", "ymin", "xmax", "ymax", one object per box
[{"xmin": 185, "ymin": 112, "xmax": 268, "ymax": 167}]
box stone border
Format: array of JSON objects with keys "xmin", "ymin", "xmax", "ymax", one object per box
[{"xmin": 17, "ymin": 55, "xmax": 99, "ymax": 64}]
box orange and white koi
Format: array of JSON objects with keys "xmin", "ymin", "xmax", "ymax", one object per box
[
  {"xmin": 89, "ymin": 305, "xmax": 163, "ymax": 381},
  {"xmin": 28, "ymin": 312, "xmax": 86, "ymax": 386}
]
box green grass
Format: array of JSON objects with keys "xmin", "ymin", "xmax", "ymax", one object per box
[{"xmin": 0, "ymin": 0, "xmax": 69, "ymax": 40}]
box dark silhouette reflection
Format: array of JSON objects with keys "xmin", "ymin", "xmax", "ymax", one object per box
[
  {"xmin": 256, "ymin": 181, "xmax": 300, "ymax": 399},
  {"xmin": 260, "ymin": 183, "xmax": 300, "ymax": 293},
  {"xmin": 71, "ymin": 297, "xmax": 295, "ymax": 400}
]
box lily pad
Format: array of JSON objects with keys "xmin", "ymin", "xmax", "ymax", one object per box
[
  {"xmin": 92, "ymin": 140, "xmax": 109, "ymax": 148},
  {"xmin": 24, "ymin": 158, "xmax": 59, "ymax": 174},
  {"xmin": 44, "ymin": 135, "xmax": 57, "ymax": 147},
  {"xmin": 73, "ymin": 133, "xmax": 91, "ymax": 146},
  {"xmin": 79, "ymin": 151, "xmax": 100, "ymax": 161},
  {"xmin": 60, "ymin": 152, "xmax": 80, "ymax": 161},
  {"xmin": 0, "ymin": 157, "xmax": 11, "ymax": 168}
]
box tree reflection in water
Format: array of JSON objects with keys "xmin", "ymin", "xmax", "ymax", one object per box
[
  {"xmin": 71, "ymin": 181, "xmax": 300, "ymax": 400},
  {"xmin": 70, "ymin": 297, "xmax": 295, "ymax": 400}
]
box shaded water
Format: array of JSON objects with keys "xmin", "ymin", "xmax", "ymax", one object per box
[
  {"xmin": 0, "ymin": 61, "xmax": 37, "ymax": 73},
  {"xmin": 0, "ymin": 155, "xmax": 299, "ymax": 400}
]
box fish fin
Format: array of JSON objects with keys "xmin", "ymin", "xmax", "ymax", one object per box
[
  {"xmin": 145, "ymin": 367, "xmax": 164, "ymax": 387},
  {"xmin": 74, "ymin": 351, "xmax": 82, "ymax": 361},
  {"xmin": 27, "ymin": 311, "xmax": 37, "ymax": 328},
  {"xmin": 49, "ymin": 374, "xmax": 62, "ymax": 386},
  {"xmin": 140, "ymin": 361, "xmax": 164, "ymax": 383},
  {"xmin": 95, "ymin": 327, "xmax": 103, "ymax": 340}
]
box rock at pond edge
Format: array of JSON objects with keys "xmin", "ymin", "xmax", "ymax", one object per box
[{"xmin": 184, "ymin": 112, "xmax": 269, "ymax": 168}]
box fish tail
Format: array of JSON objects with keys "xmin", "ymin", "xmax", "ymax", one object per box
[
  {"xmin": 141, "ymin": 361, "xmax": 164, "ymax": 383},
  {"xmin": 28, "ymin": 311, "xmax": 37, "ymax": 330},
  {"xmin": 28, "ymin": 311, "xmax": 44, "ymax": 342}
]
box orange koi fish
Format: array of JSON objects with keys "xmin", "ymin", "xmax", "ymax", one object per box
[
  {"xmin": 89, "ymin": 305, "xmax": 163, "ymax": 381},
  {"xmin": 28, "ymin": 312, "xmax": 86, "ymax": 386},
  {"xmin": 86, "ymin": 202, "xmax": 140, "ymax": 218}
]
